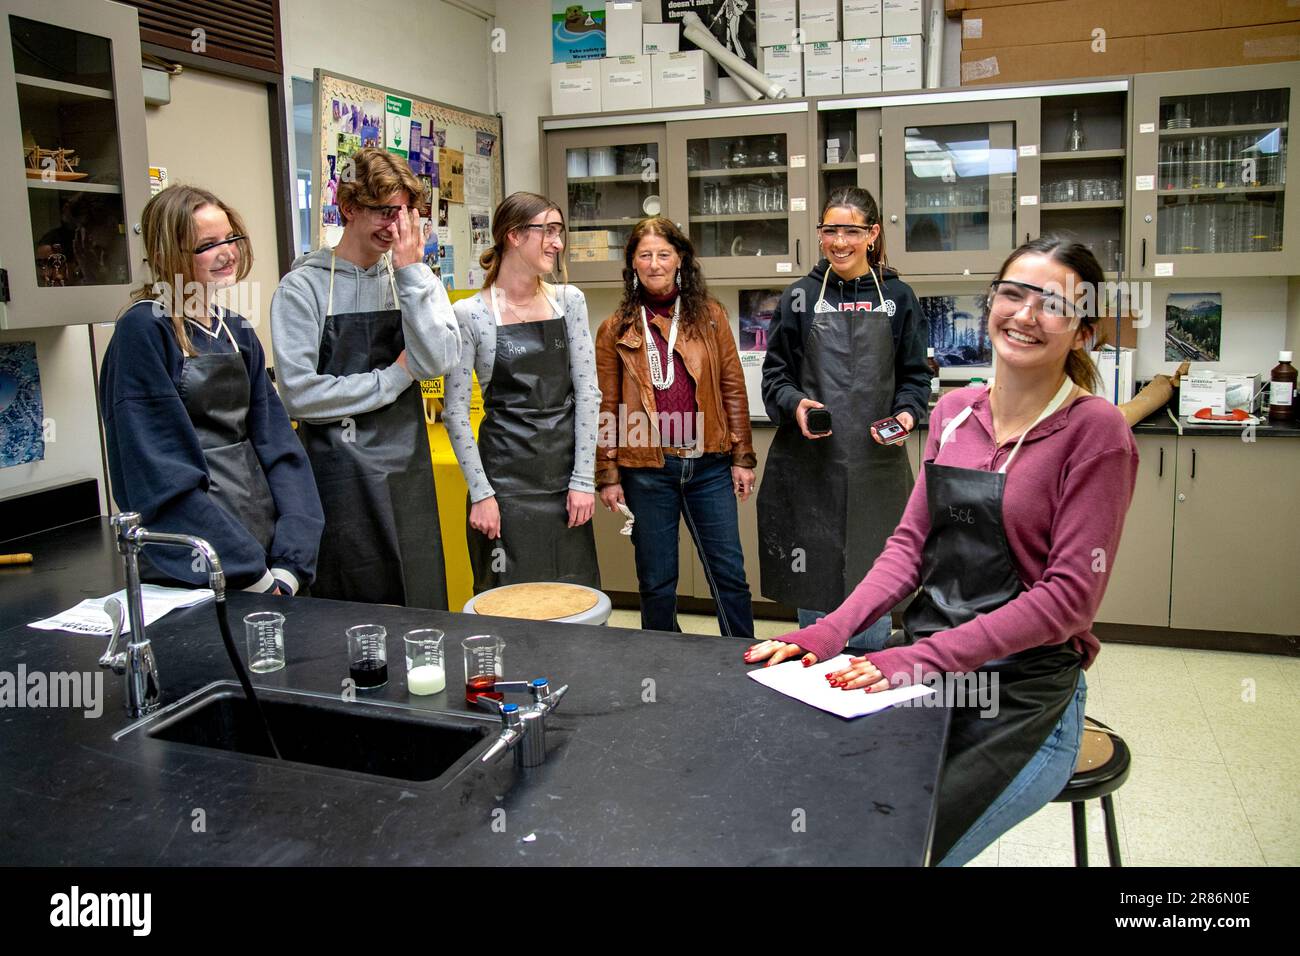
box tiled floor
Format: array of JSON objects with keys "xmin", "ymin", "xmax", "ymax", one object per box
[{"xmin": 608, "ymin": 608, "xmax": 1299, "ymax": 867}]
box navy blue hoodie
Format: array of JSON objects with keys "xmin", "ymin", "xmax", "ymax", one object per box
[
  {"xmin": 100, "ymin": 302, "xmax": 324, "ymax": 592},
  {"xmin": 761, "ymin": 259, "xmax": 930, "ymax": 426}
]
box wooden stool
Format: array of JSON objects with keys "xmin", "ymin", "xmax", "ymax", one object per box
[
  {"xmin": 1052, "ymin": 716, "xmax": 1131, "ymax": 866},
  {"xmin": 462, "ymin": 582, "xmax": 612, "ymax": 625}
]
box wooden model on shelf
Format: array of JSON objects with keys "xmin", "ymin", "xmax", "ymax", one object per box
[{"xmin": 22, "ymin": 130, "xmax": 89, "ymax": 182}]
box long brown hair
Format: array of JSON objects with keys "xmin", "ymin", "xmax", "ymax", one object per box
[
  {"xmin": 128, "ymin": 185, "xmax": 253, "ymax": 357},
  {"xmin": 822, "ymin": 185, "xmax": 887, "ymax": 272},
  {"xmin": 613, "ymin": 217, "xmax": 717, "ymax": 339},
  {"xmin": 479, "ymin": 191, "xmax": 568, "ymax": 289},
  {"xmin": 992, "ymin": 236, "xmax": 1105, "ymax": 393}
]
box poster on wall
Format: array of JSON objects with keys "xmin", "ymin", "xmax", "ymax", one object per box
[
  {"xmin": 0, "ymin": 341, "xmax": 45, "ymax": 469},
  {"xmin": 476, "ymin": 131, "xmax": 496, "ymax": 157},
  {"xmin": 1165, "ymin": 292, "xmax": 1222, "ymax": 362},
  {"xmin": 439, "ymin": 147, "xmax": 465, "ymax": 203},
  {"xmin": 738, "ymin": 289, "xmax": 782, "ymax": 421},
  {"xmin": 384, "ymin": 94, "xmax": 413, "ymax": 154},
  {"xmin": 552, "ymin": 1, "xmax": 606, "ymax": 62},
  {"xmin": 465, "ymin": 155, "xmax": 492, "ymax": 206},
  {"xmin": 661, "ymin": 0, "xmax": 758, "ymax": 77},
  {"xmin": 922, "ymin": 294, "xmax": 992, "ymax": 369},
  {"xmin": 470, "ymin": 209, "xmax": 492, "ymax": 266}
]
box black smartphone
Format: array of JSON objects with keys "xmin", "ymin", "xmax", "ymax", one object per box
[
  {"xmin": 806, "ymin": 408, "xmax": 832, "ymax": 435},
  {"xmin": 872, "ymin": 416, "xmax": 908, "ymax": 445}
]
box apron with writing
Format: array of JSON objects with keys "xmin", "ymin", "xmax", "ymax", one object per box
[
  {"xmin": 895, "ymin": 378, "xmax": 1082, "ymax": 863},
  {"xmin": 296, "ymin": 254, "xmax": 447, "ymax": 609},
  {"xmin": 467, "ymin": 285, "xmax": 599, "ymax": 592},
  {"xmin": 758, "ymin": 265, "xmax": 914, "ymax": 610}
]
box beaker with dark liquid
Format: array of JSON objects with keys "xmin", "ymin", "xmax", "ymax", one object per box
[{"xmin": 347, "ymin": 624, "xmax": 388, "ymax": 689}]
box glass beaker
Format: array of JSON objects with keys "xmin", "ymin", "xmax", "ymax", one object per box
[
  {"xmin": 244, "ymin": 611, "xmax": 285, "ymax": 674},
  {"xmin": 462, "ymin": 635, "xmax": 505, "ymax": 704},
  {"xmin": 404, "ymin": 629, "xmax": 446, "ymax": 696},
  {"xmin": 346, "ymin": 624, "xmax": 388, "ymax": 689}
]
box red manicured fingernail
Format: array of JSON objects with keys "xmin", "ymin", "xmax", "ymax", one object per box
[{"xmin": 802, "ymin": 658, "xmax": 812, "ymax": 667}]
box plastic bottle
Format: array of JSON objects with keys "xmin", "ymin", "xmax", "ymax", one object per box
[
  {"xmin": 1268, "ymin": 350, "xmax": 1296, "ymax": 422},
  {"xmin": 927, "ymin": 347, "xmax": 941, "ymax": 403}
]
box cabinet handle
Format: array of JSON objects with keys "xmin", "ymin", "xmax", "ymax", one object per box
[
  {"xmin": 1158, "ymin": 446, "xmax": 1163, "ymax": 477},
  {"xmin": 796, "ymin": 238, "xmax": 801, "ymax": 266},
  {"xmin": 1191, "ymin": 448, "xmax": 1196, "ymax": 479},
  {"xmin": 1141, "ymin": 237, "xmax": 1147, "ymax": 270},
  {"xmin": 1026, "ymin": 232, "xmax": 1030, "ymax": 245}
]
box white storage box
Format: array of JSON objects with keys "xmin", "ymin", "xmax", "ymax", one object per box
[
  {"xmin": 605, "ymin": 1, "xmax": 643, "ymax": 57},
  {"xmin": 760, "ymin": 44, "xmax": 803, "ymax": 97},
  {"xmin": 842, "ymin": 38, "xmax": 882, "ymax": 93},
  {"xmin": 804, "ymin": 41, "xmax": 843, "ymax": 97},
  {"xmin": 883, "ymin": 0, "xmax": 924, "ymax": 37},
  {"xmin": 843, "ymin": 0, "xmax": 884, "ymax": 39},
  {"xmin": 799, "ymin": 0, "xmax": 839, "ymax": 43},
  {"xmin": 601, "ymin": 55, "xmax": 652, "ymax": 111},
  {"xmin": 881, "ymin": 34, "xmax": 922, "ymax": 92},
  {"xmin": 757, "ymin": 0, "xmax": 798, "ymax": 48},
  {"xmin": 1090, "ymin": 347, "xmax": 1136, "ymax": 405},
  {"xmin": 651, "ymin": 50, "xmax": 718, "ymax": 108},
  {"xmin": 551, "ymin": 60, "xmax": 602, "ymax": 114},
  {"xmin": 1179, "ymin": 370, "xmax": 1262, "ymax": 416},
  {"xmin": 642, "ymin": 22, "xmax": 679, "ymax": 54}
]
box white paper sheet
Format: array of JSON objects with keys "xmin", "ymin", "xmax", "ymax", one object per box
[
  {"xmin": 748, "ymin": 654, "xmax": 934, "ymax": 719},
  {"xmin": 27, "ymin": 585, "xmax": 215, "ymax": 636}
]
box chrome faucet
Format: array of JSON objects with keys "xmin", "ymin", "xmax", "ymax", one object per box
[
  {"xmin": 100, "ymin": 512, "xmax": 227, "ymax": 718},
  {"xmin": 475, "ymin": 678, "xmax": 568, "ymax": 768}
]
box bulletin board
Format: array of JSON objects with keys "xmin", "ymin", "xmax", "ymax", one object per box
[{"xmin": 311, "ymin": 69, "xmax": 504, "ymax": 293}]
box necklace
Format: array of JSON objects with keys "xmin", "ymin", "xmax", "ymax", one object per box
[{"xmin": 642, "ymin": 298, "xmax": 681, "ymax": 390}]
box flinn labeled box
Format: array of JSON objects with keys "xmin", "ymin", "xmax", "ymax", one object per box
[
  {"xmin": 843, "ymin": 38, "xmax": 883, "ymax": 94},
  {"xmin": 884, "ymin": 0, "xmax": 925, "ymax": 36},
  {"xmin": 799, "ymin": 0, "xmax": 840, "ymax": 43},
  {"xmin": 642, "ymin": 22, "xmax": 680, "ymax": 54},
  {"xmin": 760, "ymin": 44, "xmax": 803, "ymax": 97},
  {"xmin": 803, "ymin": 41, "xmax": 844, "ymax": 97},
  {"xmin": 881, "ymin": 34, "xmax": 923, "ymax": 91},
  {"xmin": 757, "ymin": 0, "xmax": 798, "ymax": 48},
  {"xmin": 843, "ymin": 0, "xmax": 885, "ymax": 39},
  {"xmin": 551, "ymin": 60, "xmax": 602, "ymax": 113},
  {"xmin": 600, "ymin": 54, "xmax": 652, "ymax": 111},
  {"xmin": 651, "ymin": 50, "xmax": 718, "ymax": 107},
  {"xmin": 604, "ymin": 1, "xmax": 643, "ymax": 57}
]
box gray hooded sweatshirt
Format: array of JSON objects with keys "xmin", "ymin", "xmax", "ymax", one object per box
[{"xmin": 270, "ymin": 248, "xmax": 460, "ymax": 423}]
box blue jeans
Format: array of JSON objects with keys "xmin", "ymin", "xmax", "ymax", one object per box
[
  {"xmin": 797, "ymin": 608, "xmax": 893, "ymax": 652},
  {"xmin": 937, "ymin": 669, "xmax": 1088, "ymax": 867},
  {"xmin": 621, "ymin": 453, "xmax": 754, "ymax": 639}
]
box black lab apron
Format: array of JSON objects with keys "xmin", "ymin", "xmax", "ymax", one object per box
[
  {"xmin": 467, "ymin": 285, "xmax": 599, "ymax": 592},
  {"xmin": 141, "ymin": 313, "xmax": 277, "ymax": 586},
  {"xmin": 758, "ymin": 264, "xmax": 914, "ymax": 611},
  {"xmin": 894, "ymin": 378, "xmax": 1082, "ymax": 863},
  {"xmin": 296, "ymin": 253, "xmax": 447, "ymax": 609}
]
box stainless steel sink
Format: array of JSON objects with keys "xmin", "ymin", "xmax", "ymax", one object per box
[{"xmin": 116, "ymin": 682, "xmax": 492, "ymax": 784}]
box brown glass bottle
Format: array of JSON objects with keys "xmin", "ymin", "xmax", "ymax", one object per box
[
  {"xmin": 926, "ymin": 347, "xmax": 941, "ymax": 402},
  {"xmin": 1268, "ymin": 350, "xmax": 1295, "ymax": 422}
]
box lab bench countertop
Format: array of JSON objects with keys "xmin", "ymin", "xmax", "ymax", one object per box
[{"xmin": 0, "ymin": 519, "xmax": 949, "ymax": 867}]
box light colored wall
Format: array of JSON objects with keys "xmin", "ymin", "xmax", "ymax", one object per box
[
  {"xmin": 0, "ymin": 326, "xmax": 107, "ymax": 508},
  {"xmin": 140, "ymin": 68, "xmax": 282, "ymax": 355},
  {"xmin": 493, "ymin": 0, "xmax": 552, "ymax": 195},
  {"xmin": 282, "ymin": 0, "xmax": 496, "ymax": 114},
  {"xmin": 1288, "ymin": 277, "xmax": 1300, "ymax": 354}
]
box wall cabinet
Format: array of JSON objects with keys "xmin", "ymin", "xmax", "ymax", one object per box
[
  {"xmin": 1130, "ymin": 62, "xmax": 1297, "ymax": 279},
  {"xmin": 0, "ymin": 0, "xmax": 149, "ymax": 330},
  {"xmin": 880, "ymin": 99, "xmax": 1040, "ymax": 277}
]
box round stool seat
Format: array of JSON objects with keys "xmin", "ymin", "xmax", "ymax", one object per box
[
  {"xmin": 1054, "ymin": 717, "xmax": 1131, "ymax": 803},
  {"xmin": 462, "ymin": 582, "xmax": 612, "ymax": 625}
]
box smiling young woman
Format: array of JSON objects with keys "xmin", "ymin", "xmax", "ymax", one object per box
[
  {"xmin": 747, "ymin": 236, "xmax": 1139, "ymax": 867},
  {"xmin": 444, "ymin": 191, "xmax": 601, "ymax": 592},
  {"xmin": 100, "ymin": 185, "xmax": 323, "ymax": 596}
]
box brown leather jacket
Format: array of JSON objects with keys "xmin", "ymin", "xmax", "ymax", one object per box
[{"xmin": 594, "ymin": 299, "xmax": 756, "ymax": 487}]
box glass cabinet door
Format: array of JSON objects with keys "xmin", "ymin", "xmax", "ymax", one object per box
[
  {"xmin": 545, "ymin": 123, "xmax": 667, "ymax": 283},
  {"xmin": 815, "ymin": 105, "xmax": 881, "ymax": 228},
  {"xmin": 1132, "ymin": 63, "xmax": 1297, "ymax": 278},
  {"xmin": 665, "ymin": 110, "xmax": 811, "ymax": 280},
  {"xmin": 0, "ymin": 0, "xmax": 149, "ymax": 329},
  {"xmin": 881, "ymin": 100, "xmax": 1040, "ymax": 276}
]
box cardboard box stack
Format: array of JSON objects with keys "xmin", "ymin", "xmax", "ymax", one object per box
[
  {"xmin": 954, "ymin": 0, "xmax": 1300, "ymax": 86},
  {"xmin": 568, "ymin": 229, "xmax": 623, "ymax": 264}
]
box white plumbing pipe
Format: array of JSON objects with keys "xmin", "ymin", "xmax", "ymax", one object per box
[{"xmin": 679, "ymin": 11, "xmax": 787, "ymax": 100}]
